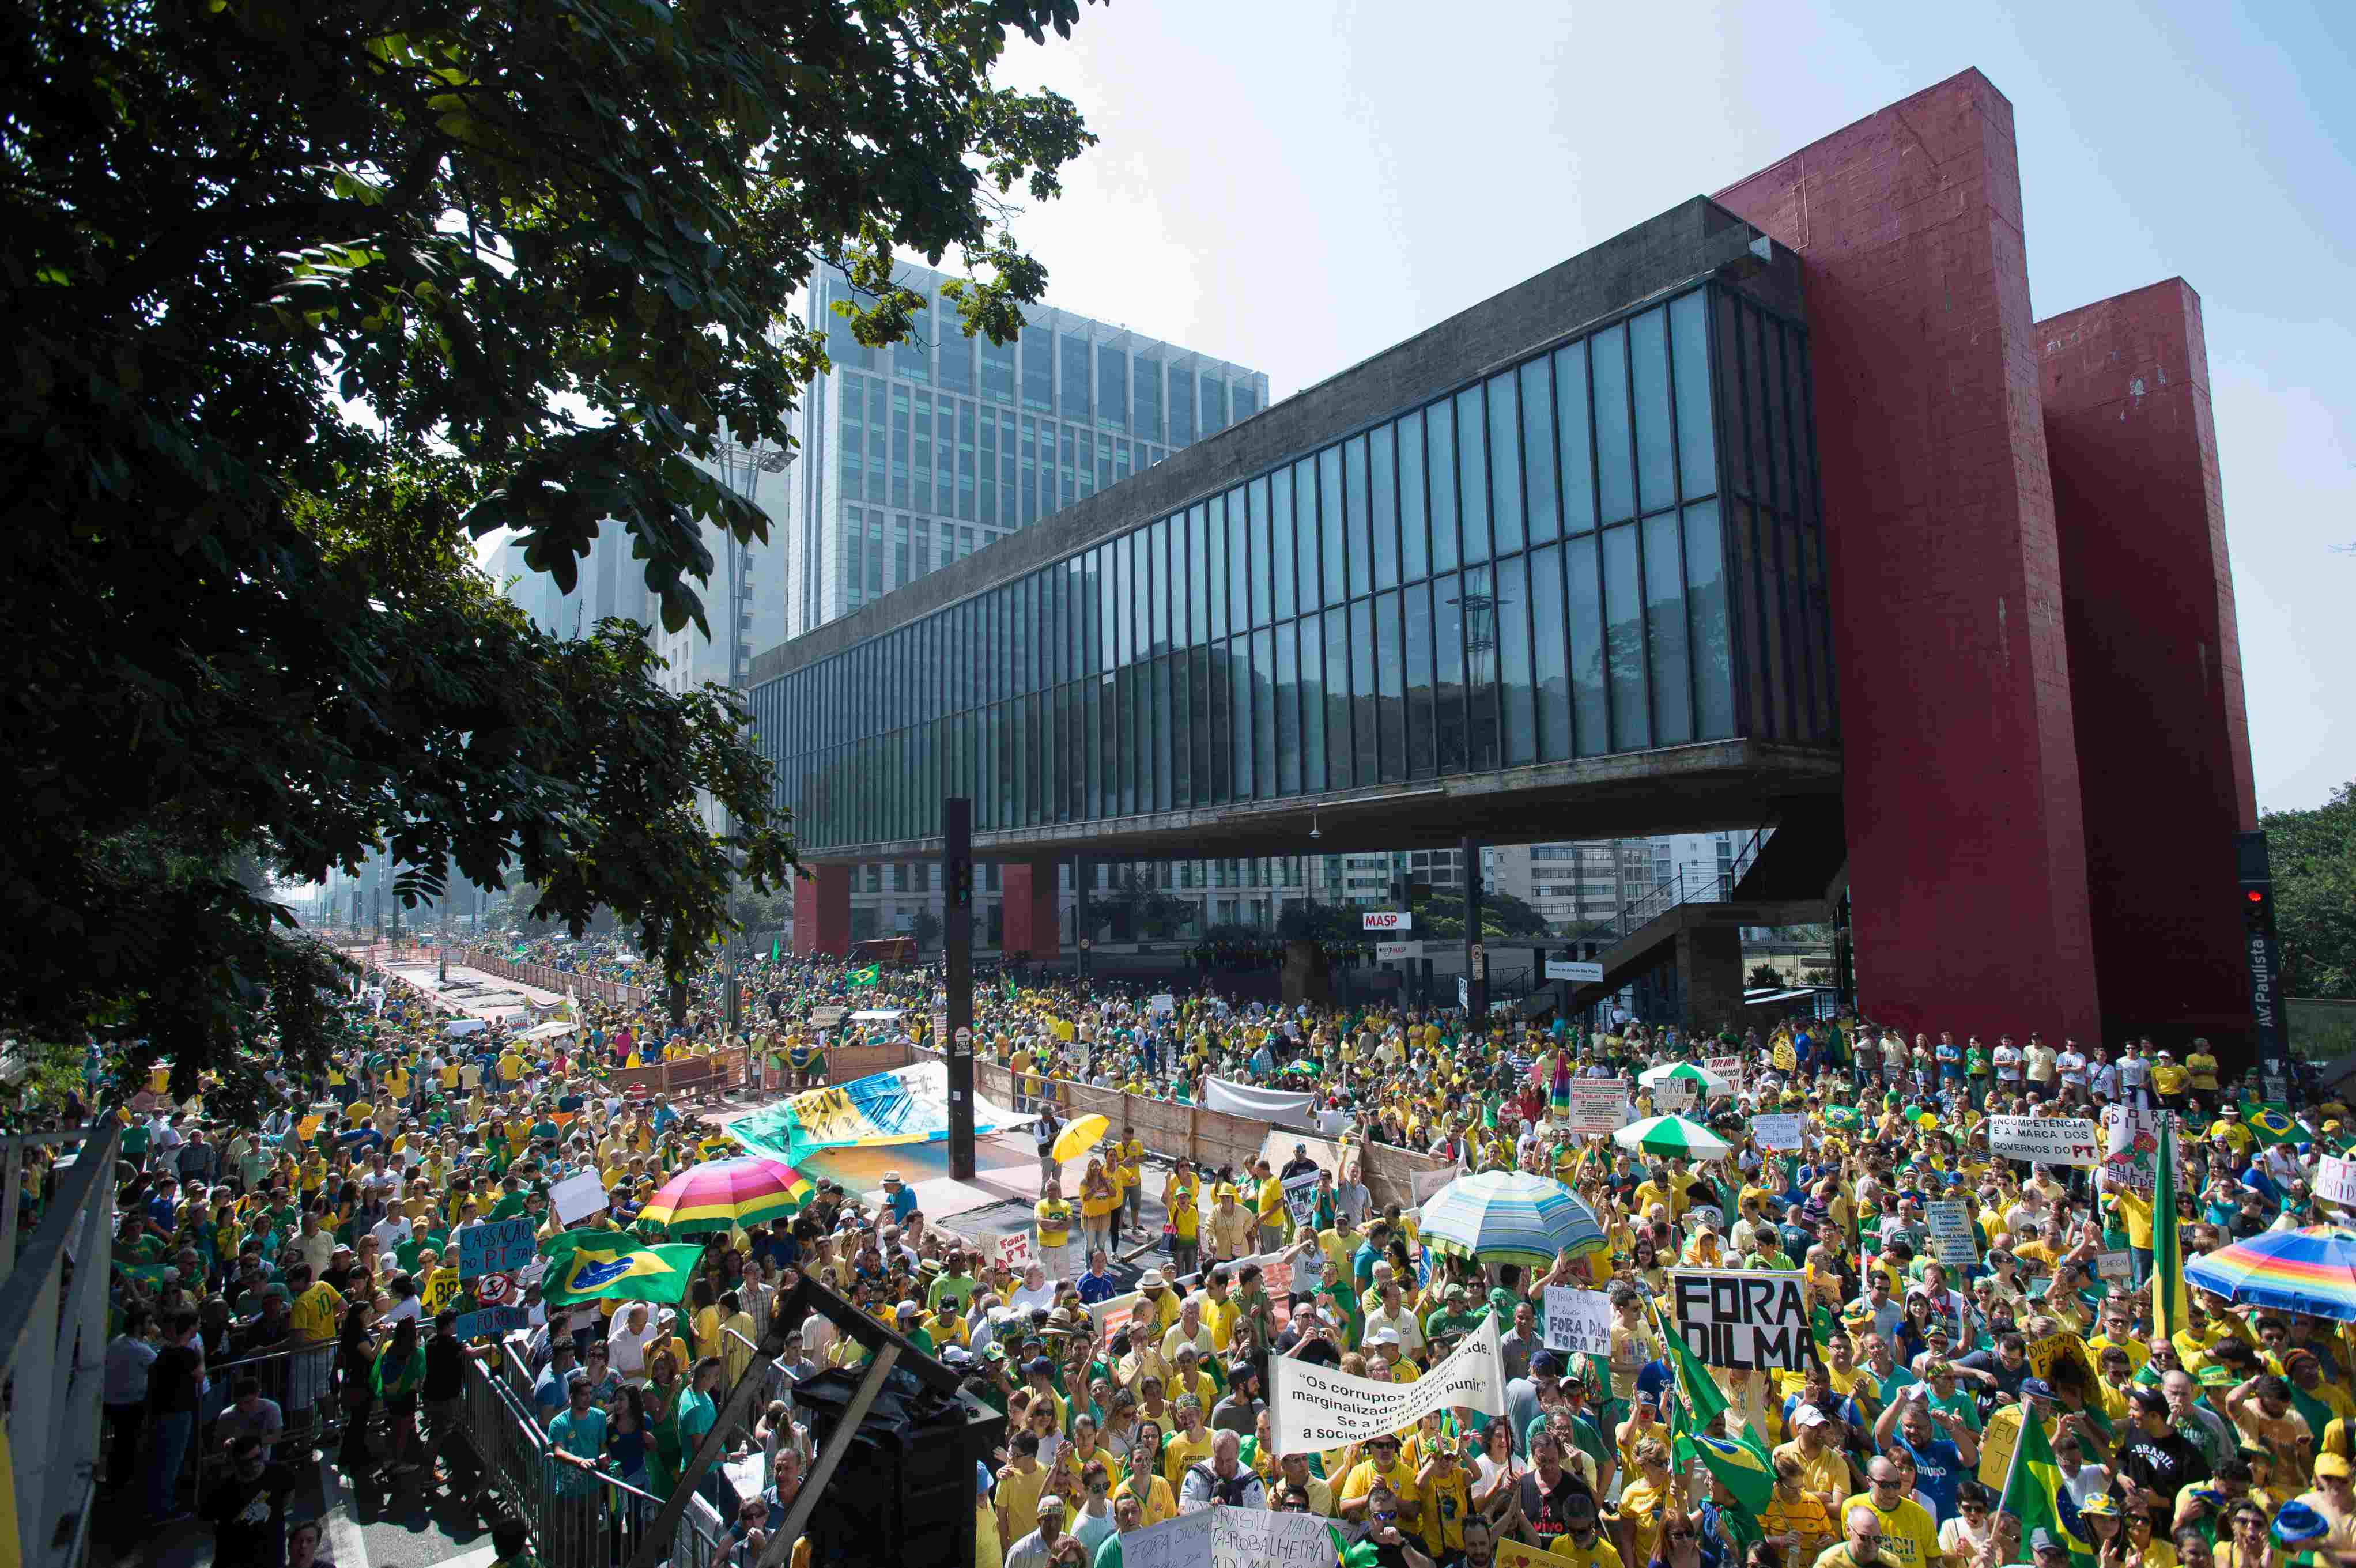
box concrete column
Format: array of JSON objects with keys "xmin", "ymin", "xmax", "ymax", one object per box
[
  {"xmin": 792, "ymin": 864, "xmax": 851, "ymax": 957},
  {"xmin": 1677, "ymin": 923, "xmax": 1746, "ymax": 1041},
  {"xmin": 1001, "ymin": 862, "xmax": 1060, "ymax": 962}
]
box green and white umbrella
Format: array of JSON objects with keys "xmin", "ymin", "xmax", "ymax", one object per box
[
  {"xmin": 1613, "ymin": 1113, "xmax": 1734, "ymax": 1161},
  {"xmin": 1637, "ymin": 1061, "xmax": 1734, "ymax": 1099}
]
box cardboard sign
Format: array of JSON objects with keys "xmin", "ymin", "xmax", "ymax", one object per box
[
  {"xmin": 2318, "ymin": 1154, "xmax": 2356, "ymax": 1208},
  {"xmin": 2096, "ymin": 1251, "xmax": 2134, "ymax": 1283},
  {"xmin": 1667, "ymin": 1269, "xmax": 1811, "ymax": 1371},
  {"xmin": 455, "ymin": 1305, "xmax": 529, "ymax": 1340},
  {"xmin": 1987, "ymin": 1116, "xmax": 2101, "ymax": 1167},
  {"xmin": 1706, "ymin": 1054, "xmax": 1746, "ymax": 1083},
  {"xmin": 1118, "ymin": 1508, "xmax": 1335, "ymax": 1568},
  {"xmin": 1654, "ymin": 1079, "xmax": 1697, "ymax": 1114},
  {"xmin": 1752, "ymin": 1114, "xmax": 1807, "ymax": 1151},
  {"xmin": 1566, "ymin": 1081, "xmax": 1630, "ymax": 1135},
  {"xmin": 549, "ymin": 1170, "xmax": 609, "ymax": 1225},
  {"xmin": 458, "ymin": 1216, "xmax": 539, "ymax": 1279},
  {"xmin": 1772, "ymin": 1041, "xmax": 1796, "ymax": 1070},
  {"xmin": 1269, "ymin": 1312, "xmax": 1506, "ymax": 1452},
  {"xmin": 1281, "ymin": 1170, "xmax": 1321, "ymax": 1229},
  {"xmin": 1976, "ymin": 1404, "xmax": 2024, "ymax": 1487},
  {"xmin": 1925, "ymin": 1201, "xmax": 1979, "ymax": 1268},
  {"xmin": 2101, "ymin": 1106, "xmax": 2166, "ymax": 1193},
  {"xmin": 1149, "ymin": 993, "xmax": 1177, "ymax": 1016},
  {"xmin": 2026, "ymin": 1331, "xmax": 2098, "ymax": 1396},
  {"xmin": 1542, "ymin": 1285, "xmax": 1614, "ymax": 1358},
  {"xmin": 996, "ymin": 1231, "xmax": 1034, "ymax": 1272}
]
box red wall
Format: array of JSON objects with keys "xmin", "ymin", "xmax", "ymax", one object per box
[
  {"xmin": 1000, "ymin": 862, "xmax": 1061, "ymax": 959},
  {"xmin": 792, "ymin": 865, "xmax": 850, "ymax": 957},
  {"xmin": 2038, "ymin": 279, "xmax": 2257, "ymax": 1057},
  {"xmin": 1716, "ymin": 69, "xmax": 2102, "ymax": 1044}
]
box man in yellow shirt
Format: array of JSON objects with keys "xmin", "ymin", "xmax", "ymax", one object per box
[
  {"xmin": 1634, "ymin": 1166, "xmax": 1689, "ymax": 1221},
  {"xmin": 1841, "ymin": 1457, "xmax": 1943, "ymax": 1568},
  {"xmin": 1034, "ymin": 1177, "xmax": 1074, "ymax": 1274},
  {"xmin": 1338, "ymin": 1432, "xmax": 1424, "ymax": 1525}
]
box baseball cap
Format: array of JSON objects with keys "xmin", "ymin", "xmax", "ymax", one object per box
[
  {"xmin": 2317, "ymin": 1454, "xmax": 2354, "ymax": 1479},
  {"xmin": 1793, "ymin": 1405, "xmax": 1830, "ymax": 1428},
  {"xmin": 2029, "ymin": 1529, "xmax": 2067, "ymax": 1554},
  {"xmin": 2021, "ymin": 1377, "xmax": 2056, "ymax": 1400}
]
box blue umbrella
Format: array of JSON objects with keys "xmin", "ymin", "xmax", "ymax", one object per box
[
  {"xmin": 1418, "ymin": 1170, "xmax": 1606, "ymax": 1268},
  {"xmin": 2184, "ymin": 1226, "xmax": 2356, "ymax": 1323}
]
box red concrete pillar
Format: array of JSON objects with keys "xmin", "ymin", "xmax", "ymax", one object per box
[
  {"xmin": 2040, "ymin": 280, "xmax": 2257, "ymax": 1059},
  {"xmin": 999, "ymin": 862, "xmax": 1063, "ymax": 961},
  {"xmin": 1716, "ymin": 69, "xmax": 2101, "ymax": 1044},
  {"xmin": 792, "ymin": 864, "xmax": 851, "ymax": 957}
]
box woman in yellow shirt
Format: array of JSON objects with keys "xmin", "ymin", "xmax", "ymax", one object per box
[{"xmin": 1114, "ymin": 1423, "xmax": 1177, "ymax": 1526}]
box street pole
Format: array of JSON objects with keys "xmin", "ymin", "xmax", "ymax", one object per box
[
  {"xmin": 1463, "ymin": 834, "xmax": 1488, "ymax": 1030},
  {"xmin": 437, "ymin": 891, "xmax": 449, "ymax": 983},
  {"xmin": 945, "ymin": 797, "xmax": 975, "ymax": 1181}
]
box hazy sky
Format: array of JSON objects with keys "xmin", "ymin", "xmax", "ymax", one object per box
[{"xmin": 975, "ymin": 0, "xmax": 2353, "ymax": 811}]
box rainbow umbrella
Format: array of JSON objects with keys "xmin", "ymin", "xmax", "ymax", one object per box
[
  {"xmin": 638, "ymin": 1156, "xmax": 813, "ymax": 1235},
  {"xmin": 1419, "ymin": 1170, "xmax": 1606, "ymax": 1269},
  {"xmin": 2184, "ymin": 1226, "xmax": 2356, "ymax": 1322}
]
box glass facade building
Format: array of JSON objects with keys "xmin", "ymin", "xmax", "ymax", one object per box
[{"xmin": 757, "ymin": 275, "xmax": 1833, "ymax": 854}]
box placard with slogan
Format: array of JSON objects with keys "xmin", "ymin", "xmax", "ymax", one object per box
[
  {"xmin": 1282, "ymin": 1170, "xmax": 1321, "ymax": 1229},
  {"xmin": 1668, "ymin": 1269, "xmax": 1812, "ymax": 1371},
  {"xmin": 458, "ymin": 1216, "xmax": 539, "ymax": 1280},
  {"xmin": 1542, "ymin": 1286, "xmax": 1613, "ymax": 1358},
  {"xmin": 1987, "ymin": 1116, "xmax": 2101, "ymax": 1167},
  {"xmin": 1566, "ymin": 1081, "xmax": 1629, "ymax": 1134},
  {"xmin": 1924, "ymin": 1201, "xmax": 1979, "ymax": 1269},
  {"xmin": 1118, "ymin": 1507, "xmax": 1335, "ymax": 1568},
  {"xmin": 1751, "ymin": 1114, "xmax": 1807, "ymax": 1151},
  {"xmin": 1707, "ymin": 1055, "xmax": 1746, "ymax": 1083},
  {"xmin": 1270, "ymin": 1312, "xmax": 1505, "ymax": 1452},
  {"xmin": 2317, "ymin": 1154, "xmax": 2356, "ymax": 1208}
]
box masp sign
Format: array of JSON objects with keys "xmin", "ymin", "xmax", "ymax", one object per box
[
  {"xmin": 1670, "ymin": 1269, "xmax": 1811, "ymax": 1371},
  {"xmin": 1362, "ymin": 910, "xmax": 1413, "ymax": 932}
]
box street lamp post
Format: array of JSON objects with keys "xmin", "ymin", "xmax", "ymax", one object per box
[{"xmin": 712, "ymin": 437, "xmax": 792, "ymax": 1040}]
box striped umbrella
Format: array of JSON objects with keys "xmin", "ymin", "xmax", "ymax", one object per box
[
  {"xmin": 1418, "ymin": 1170, "xmax": 1607, "ymax": 1268},
  {"xmin": 1638, "ymin": 1061, "xmax": 1735, "ymax": 1099},
  {"xmin": 1613, "ymin": 1113, "xmax": 1734, "ymax": 1161},
  {"xmin": 638, "ymin": 1156, "xmax": 813, "ymax": 1235},
  {"xmin": 2184, "ymin": 1226, "xmax": 2356, "ymax": 1322}
]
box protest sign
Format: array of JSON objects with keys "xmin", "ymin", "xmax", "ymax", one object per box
[
  {"xmin": 2319, "ymin": 1154, "xmax": 2356, "ymax": 1208},
  {"xmin": 456, "ymin": 1305, "xmax": 529, "ymax": 1340},
  {"xmin": 1707, "ymin": 1054, "xmax": 1746, "ymax": 1085},
  {"xmin": 995, "ymin": 1231, "xmax": 1034, "ymax": 1272},
  {"xmin": 2101, "ymin": 1106, "xmax": 2165, "ymax": 1193},
  {"xmin": 1500, "ymin": 1544, "xmax": 1572, "ymax": 1568},
  {"xmin": 1542, "ymin": 1286, "xmax": 1613, "ymax": 1358},
  {"xmin": 1772, "ymin": 1040, "xmax": 1796, "ymax": 1070},
  {"xmin": 1270, "ymin": 1311, "xmax": 1505, "ymax": 1452},
  {"xmin": 1976, "ymin": 1404, "xmax": 2023, "ymax": 1487},
  {"xmin": 1566, "ymin": 1081, "xmax": 1629, "ymax": 1134},
  {"xmin": 1654, "ymin": 1079, "xmax": 1697, "ymax": 1114},
  {"xmin": 2026, "ymin": 1331, "xmax": 2098, "ymax": 1395},
  {"xmin": 1282, "ymin": 1170, "xmax": 1321, "ymax": 1229},
  {"xmin": 549, "ymin": 1170, "xmax": 609, "ymax": 1225},
  {"xmin": 1149, "ymin": 993, "xmax": 1177, "ymax": 1017},
  {"xmin": 1751, "ymin": 1114, "xmax": 1807, "ymax": 1151},
  {"xmin": 458, "ymin": 1216, "xmax": 539, "ymax": 1279},
  {"xmin": 1667, "ymin": 1269, "xmax": 1811, "ymax": 1371},
  {"xmin": 1925, "ymin": 1201, "xmax": 1979, "ymax": 1269},
  {"xmin": 1987, "ymin": 1116, "xmax": 2101, "ymax": 1167},
  {"xmin": 2096, "ymin": 1251, "xmax": 2133, "ymax": 1283},
  {"xmin": 1410, "ymin": 1163, "xmax": 1458, "ymax": 1204},
  {"xmin": 1119, "ymin": 1508, "xmax": 1336, "ymax": 1568}
]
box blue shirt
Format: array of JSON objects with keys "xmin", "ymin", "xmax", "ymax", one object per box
[
  {"xmin": 1897, "ymin": 1433, "xmax": 1966, "ymax": 1521},
  {"xmin": 548, "ymin": 1404, "xmax": 607, "ymax": 1494},
  {"xmin": 886, "ymin": 1185, "xmax": 919, "ymax": 1223},
  {"xmin": 1076, "ymin": 1270, "xmax": 1120, "ymax": 1305}
]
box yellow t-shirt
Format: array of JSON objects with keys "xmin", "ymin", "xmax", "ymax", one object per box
[
  {"xmin": 1161, "ymin": 1429, "xmax": 1217, "ymax": 1491},
  {"xmin": 2186, "ymin": 1053, "xmax": 2221, "ymax": 1091},
  {"xmin": 1838, "ymin": 1494, "xmax": 1940, "ymax": 1568},
  {"xmin": 1419, "ymin": 1465, "xmax": 1470, "ymax": 1556},
  {"xmin": 290, "ymin": 1281, "xmax": 345, "ymax": 1342},
  {"xmin": 1550, "ymin": 1535, "xmax": 1627, "ymax": 1568},
  {"xmin": 1034, "ymin": 1199, "xmax": 1071, "ymax": 1249},
  {"xmin": 995, "ymin": 1463, "xmax": 1048, "ymax": 1543},
  {"xmin": 1340, "ymin": 1456, "xmax": 1421, "ymax": 1512}
]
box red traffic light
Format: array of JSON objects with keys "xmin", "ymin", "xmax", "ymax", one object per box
[{"xmin": 2248, "ymin": 889, "xmax": 2266, "ymax": 902}]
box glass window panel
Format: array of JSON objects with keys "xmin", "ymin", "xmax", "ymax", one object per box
[
  {"xmin": 1428, "ymin": 399, "xmax": 1459, "ymax": 573},
  {"xmin": 1100, "ymin": 671, "xmax": 1122, "ymax": 815},
  {"xmin": 1319, "ymin": 447, "xmax": 1346, "ymax": 606},
  {"xmin": 1464, "ymin": 563, "xmax": 1499, "ymax": 772},
  {"xmin": 1169, "ymin": 365, "xmax": 1195, "ymax": 446},
  {"xmin": 1373, "ymin": 591, "xmax": 1405, "ymax": 783},
  {"xmin": 1488, "ymin": 371, "xmax": 1525, "ymax": 554},
  {"xmin": 1117, "ymin": 667, "xmax": 1135, "ymax": 815},
  {"xmin": 1153, "ymin": 656, "xmax": 1172, "ymax": 810},
  {"xmin": 1323, "ymin": 608, "xmax": 1354, "ymax": 789},
  {"xmin": 1248, "ymin": 477, "xmax": 1272, "ymax": 628},
  {"xmin": 1172, "ymin": 647, "xmax": 1192, "ymax": 806},
  {"xmin": 1643, "ymin": 511, "xmax": 1692, "ymax": 746},
  {"xmin": 1200, "ymin": 375, "xmax": 1225, "ymax": 437},
  {"xmin": 1399, "ymin": 410, "xmax": 1429, "ymax": 582},
  {"xmin": 1135, "ymin": 354, "xmax": 1161, "ymax": 443},
  {"xmin": 1207, "ymin": 640, "xmax": 1230, "ymax": 804},
  {"xmin": 1021, "ymin": 324, "xmax": 1053, "ymax": 413},
  {"xmin": 1271, "ymin": 466, "xmax": 1297, "ymax": 621},
  {"xmin": 1602, "ymin": 524, "xmax": 1648, "ymax": 748},
  {"xmin": 1187, "ymin": 505, "xmax": 1210, "ymax": 647},
  {"xmin": 981, "ymin": 333, "xmax": 1014, "ymax": 404},
  {"xmin": 1520, "ymin": 357, "xmax": 1559, "ymax": 544},
  {"xmin": 1671, "ymin": 291, "xmax": 1716, "ymax": 501},
  {"xmin": 1229, "ymin": 636, "xmax": 1253, "ymax": 800},
  {"xmin": 1293, "ymin": 459, "xmax": 1321, "ymax": 613},
  {"xmin": 1529, "ymin": 543, "xmax": 1570, "ymax": 762},
  {"xmin": 1206, "ymin": 492, "xmax": 1229, "ymax": 640},
  {"xmin": 1632, "ymin": 307, "xmax": 1675, "ymax": 515},
  {"xmin": 1226, "ymin": 486, "xmax": 1249, "ymax": 636},
  {"xmin": 1682, "ymin": 500, "xmax": 1733, "ymax": 740},
  {"xmin": 1369, "ymin": 422, "xmax": 1399, "ymax": 591},
  {"xmin": 1434, "ymin": 572, "xmax": 1465, "ymax": 773},
  {"xmin": 1060, "ymin": 333, "xmax": 1090, "ymax": 424},
  {"xmin": 896, "ymin": 303, "xmax": 930, "ymax": 381},
  {"xmin": 1097, "ymin": 344, "xmax": 1127, "ymax": 432},
  {"xmin": 1253, "ymin": 627, "xmax": 1276, "ymax": 798},
  {"xmin": 1497, "ymin": 554, "xmax": 1535, "ymax": 766},
  {"xmin": 1149, "ymin": 517, "xmax": 1170, "ymax": 654},
  {"xmin": 941, "ymin": 330, "xmax": 972, "ymax": 394},
  {"xmin": 1275, "ymin": 622, "xmax": 1301, "ymax": 796},
  {"xmin": 1344, "ymin": 435, "xmax": 1372, "ymax": 599},
  {"xmin": 1298, "ymin": 622, "xmax": 1326, "ymax": 793},
  {"xmin": 1568, "ymin": 534, "xmax": 1606, "ymax": 756},
  {"xmin": 1593, "ymin": 324, "xmax": 1634, "ymax": 524},
  {"xmin": 1404, "ymin": 581, "xmax": 1435, "ymax": 779},
  {"xmin": 1456, "ymin": 386, "xmax": 1489, "ymax": 566},
  {"xmin": 1351, "ymin": 599, "xmax": 1380, "ymax": 784}
]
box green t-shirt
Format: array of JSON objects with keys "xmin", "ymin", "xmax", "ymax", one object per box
[{"xmin": 1966, "ymin": 1047, "xmax": 1991, "ymax": 1078}]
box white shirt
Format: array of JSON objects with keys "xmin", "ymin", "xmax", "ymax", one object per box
[{"xmin": 2057, "ymin": 1051, "xmax": 2088, "ymax": 1085}]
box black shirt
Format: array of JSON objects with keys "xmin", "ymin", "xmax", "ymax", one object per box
[
  {"xmin": 150, "ymin": 1343, "xmax": 203, "ymax": 1415},
  {"xmin": 423, "ymin": 1333, "xmax": 466, "ymax": 1401},
  {"xmin": 204, "ymin": 1461, "xmax": 298, "ymax": 1568},
  {"xmin": 1517, "ymin": 1469, "xmax": 1598, "ymax": 1547},
  {"xmin": 2118, "ymin": 1426, "xmax": 2210, "ymax": 1500}
]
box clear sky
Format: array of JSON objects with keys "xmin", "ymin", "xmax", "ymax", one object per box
[{"xmin": 977, "ymin": 0, "xmax": 2354, "ymax": 812}]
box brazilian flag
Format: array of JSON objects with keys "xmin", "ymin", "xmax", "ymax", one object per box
[
  {"xmin": 847, "ymin": 964, "xmax": 881, "ymax": 987},
  {"xmin": 1999, "ymin": 1401, "xmax": 2096, "ymax": 1568},
  {"xmin": 1652, "ymin": 1300, "xmax": 1776, "ymax": 1527},
  {"xmin": 539, "ymin": 1230, "xmax": 704, "ymax": 1307},
  {"xmin": 2240, "ymin": 1102, "xmax": 2304, "ymax": 1147},
  {"xmin": 1823, "ymin": 1105, "xmax": 1864, "ymax": 1131}
]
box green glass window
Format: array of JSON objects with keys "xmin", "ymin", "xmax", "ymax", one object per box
[{"xmin": 1643, "ymin": 511, "xmax": 1692, "ymax": 746}]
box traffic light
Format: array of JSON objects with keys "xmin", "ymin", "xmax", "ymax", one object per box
[{"xmin": 947, "ymin": 856, "xmax": 973, "ymax": 909}]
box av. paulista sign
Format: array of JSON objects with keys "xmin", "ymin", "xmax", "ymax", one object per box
[{"xmin": 1270, "ymin": 1310, "xmax": 1505, "ymax": 1451}]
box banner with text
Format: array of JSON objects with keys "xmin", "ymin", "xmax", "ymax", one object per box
[
  {"xmin": 1119, "ymin": 1507, "xmax": 1336, "ymax": 1568},
  {"xmin": 1668, "ymin": 1269, "xmax": 1811, "ymax": 1371},
  {"xmin": 1751, "ymin": 1114, "xmax": 1807, "ymax": 1151},
  {"xmin": 1270, "ymin": 1310, "xmax": 1505, "ymax": 1452},
  {"xmin": 1282, "ymin": 1170, "xmax": 1322, "ymax": 1229},
  {"xmin": 1925, "ymin": 1200, "xmax": 1979, "ymax": 1268},
  {"xmin": 1542, "ymin": 1286, "xmax": 1613, "ymax": 1358},
  {"xmin": 1566, "ymin": 1081, "xmax": 1630, "ymax": 1134},
  {"xmin": 1988, "ymin": 1116, "xmax": 2102, "ymax": 1167},
  {"xmin": 459, "ymin": 1217, "xmax": 539, "ymax": 1280},
  {"xmin": 2320, "ymin": 1154, "xmax": 2356, "ymax": 1208}
]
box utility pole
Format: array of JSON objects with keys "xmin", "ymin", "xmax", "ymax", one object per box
[
  {"xmin": 437, "ymin": 888, "xmax": 450, "ymax": 983},
  {"xmin": 944, "ymin": 797, "xmax": 975, "ymax": 1180},
  {"xmin": 711, "ymin": 436, "xmax": 789, "ymax": 1038},
  {"xmin": 1463, "ymin": 834, "xmax": 1488, "ymax": 1030}
]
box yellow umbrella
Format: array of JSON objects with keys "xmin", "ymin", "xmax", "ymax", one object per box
[{"xmin": 1052, "ymin": 1113, "xmax": 1110, "ymax": 1165}]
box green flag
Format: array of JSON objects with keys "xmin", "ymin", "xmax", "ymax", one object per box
[
  {"xmin": 1002, "ymin": 974, "xmax": 1017, "ymax": 1001},
  {"xmin": 539, "ymin": 1230, "xmax": 704, "ymax": 1308},
  {"xmin": 847, "ymin": 964, "xmax": 880, "ymax": 987},
  {"xmin": 1999, "ymin": 1402, "xmax": 2095, "ymax": 1568},
  {"xmin": 769, "ymin": 937, "xmax": 780, "ymax": 964},
  {"xmin": 1652, "ymin": 1301, "xmax": 1775, "ymax": 1522},
  {"xmin": 2154, "ymin": 1113, "xmax": 2191, "ymax": 1346}
]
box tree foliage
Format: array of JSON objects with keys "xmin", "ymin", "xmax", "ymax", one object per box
[
  {"xmin": 2268, "ymin": 783, "xmax": 2356, "ymax": 999},
  {"xmin": 1, "ymin": 0, "xmax": 1094, "ymax": 1093}
]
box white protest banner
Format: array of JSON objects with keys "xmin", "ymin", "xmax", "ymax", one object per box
[
  {"xmin": 1988, "ymin": 1116, "xmax": 2101, "ymax": 1167},
  {"xmin": 1120, "ymin": 1511, "xmax": 1215, "ymax": 1568},
  {"xmin": 1751, "ymin": 1114, "xmax": 1807, "ymax": 1151},
  {"xmin": 1119, "ymin": 1508, "xmax": 1337, "ymax": 1568},
  {"xmin": 1149, "ymin": 993, "xmax": 1177, "ymax": 1017},
  {"xmin": 995, "ymin": 1231, "xmax": 1034, "ymax": 1272},
  {"xmin": 1566, "ymin": 1080, "xmax": 1629, "ymax": 1134},
  {"xmin": 1925, "ymin": 1200, "xmax": 1979, "ymax": 1269},
  {"xmin": 458, "ymin": 1216, "xmax": 539, "ymax": 1279},
  {"xmin": 1282, "ymin": 1170, "xmax": 1321, "ymax": 1229},
  {"xmin": 1270, "ymin": 1310, "xmax": 1506, "ymax": 1452},
  {"xmin": 549, "ymin": 1170, "xmax": 609, "ymax": 1225},
  {"xmin": 2101, "ymin": 1105, "xmax": 2167, "ymax": 1194},
  {"xmin": 1542, "ymin": 1285, "xmax": 1613, "ymax": 1358},
  {"xmin": 1411, "ymin": 1164, "xmax": 1458, "ymax": 1203},
  {"xmin": 2095, "ymin": 1251, "xmax": 2134, "ymax": 1283},
  {"xmin": 1668, "ymin": 1269, "xmax": 1812, "ymax": 1371},
  {"xmin": 2319, "ymin": 1154, "xmax": 2356, "ymax": 1208},
  {"xmin": 1654, "ymin": 1079, "xmax": 1697, "ymax": 1114},
  {"xmin": 1706, "ymin": 1054, "xmax": 1746, "ymax": 1085}
]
